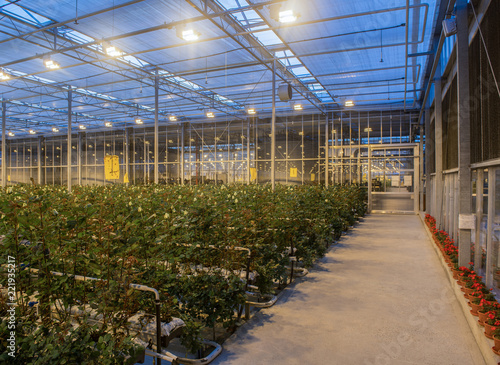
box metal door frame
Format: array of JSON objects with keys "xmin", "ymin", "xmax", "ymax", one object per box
[{"xmin": 369, "ymin": 143, "xmax": 419, "ymax": 214}]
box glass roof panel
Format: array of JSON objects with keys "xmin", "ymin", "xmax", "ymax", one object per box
[
  {"xmin": 0, "ymin": 0, "xmax": 441, "ymax": 131},
  {"xmin": 253, "ymin": 30, "xmax": 283, "ymax": 46},
  {"xmin": 0, "ymin": 3, "xmax": 53, "ymax": 26}
]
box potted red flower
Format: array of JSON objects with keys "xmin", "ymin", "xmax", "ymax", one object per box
[{"xmin": 484, "ymin": 311, "xmax": 500, "ymax": 339}]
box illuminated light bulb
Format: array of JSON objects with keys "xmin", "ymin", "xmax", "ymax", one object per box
[
  {"xmin": 105, "ymin": 45, "xmax": 122, "ymax": 57},
  {"xmin": 182, "ymin": 29, "xmax": 199, "ymax": 41},
  {"xmin": 0, "ymin": 70, "xmax": 10, "ymax": 80},
  {"xmin": 44, "ymin": 58, "xmax": 60, "ymax": 69},
  {"xmin": 279, "ymin": 9, "xmax": 298, "ymax": 23}
]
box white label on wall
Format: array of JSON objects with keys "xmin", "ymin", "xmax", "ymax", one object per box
[
  {"xmin": 459, "ymin": 214, "xmax": 476, "ymax": 230},
  {"xmin": 391, "ymin": 176, "xmax": 400, "ymax": 187},
  {"xmin": 404, "ymin": 175, "xmax": 413, "ymax": 187}
]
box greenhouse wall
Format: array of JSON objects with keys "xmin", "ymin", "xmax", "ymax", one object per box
[
  {"xmin": 1, "ymin": 110, "xmax": 418, "ymax": 188},
  {"xmin": 424, "ymin": 0, "xmax": 500, "ymax": 289}
]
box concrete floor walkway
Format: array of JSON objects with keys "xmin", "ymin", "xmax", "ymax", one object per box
[{"xmin": 211, "ymin": 214, "xmax": 486, "ymax": 365}]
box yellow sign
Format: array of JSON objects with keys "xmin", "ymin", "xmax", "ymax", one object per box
[
  {"xmin": 124, "ymin": 173, "xmax": 129, "ymax": 184},
  {"xmin": 250, "ymin": 168, "xmax": 257, "ymax": 181},
  {"xmin": 311, "ymin": 173, "xmax": 316, "ymax": 182},
  {"xmin": 104, "ymin": 155, "xmax": 120, "ymax": 180},
  {"xmin": 290, "ymin": 168, "xmax": 297, "ymax": 178}
]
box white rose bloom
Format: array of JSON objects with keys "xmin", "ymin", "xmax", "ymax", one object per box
[{"xmin": 164, "ymin": 213, "xmax": 170, "ymax": 219}]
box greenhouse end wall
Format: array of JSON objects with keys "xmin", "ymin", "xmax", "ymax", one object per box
[{"xmin": 1, "ymin": 110, "xmax": 418, "ymax": 188}]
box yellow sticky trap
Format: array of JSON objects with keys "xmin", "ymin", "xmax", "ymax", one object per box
[
  {"xmin": 250, "ymin": 168, "xmax": 257, "ymax": 181},
  {"xmin": 104, "ymin": 155, "xmax": 120, "ymax": 180},
  {"xmin": 290, "ymin": 168, "xmax": 297, "ymax": 178},
  {"xmin": 7, "ymin": 175, "xmax": 10, "ymax": 182},
  {"xmin": 124, "ymin": 173, "xmax": 129, "ymax": 184},
  {"xmin": 311, "ymin": 173, "xmax": 315, "ymax": 182}
]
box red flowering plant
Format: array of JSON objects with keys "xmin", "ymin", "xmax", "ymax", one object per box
[
  {"xmin": 485, "ymin": 310, "xmax": 500, "ymax": 327},
  {"xmin": 464, "ymin": 271, "xmax": 484, "ymax": 289},
  {"xmin": 456, "ymin": 265, "xmax": 475, "ymax": 282},
  {"xmin": 443, "ymin": 240, "xmax": 458, "ymax": 264},
  {"xmin": 425, "ymin": 214, "xmax": 436, "ymax": 228},
  {"xmin": 434, "ymin": 229, "xmax": 449, "ymax": 246},
  {"xmin": 471, "ymin": 290, "xmax": 497, "ymax": 306},
  {"xmin": 492, "ymin": 317, "xmax": 500, "ymax": 340}
]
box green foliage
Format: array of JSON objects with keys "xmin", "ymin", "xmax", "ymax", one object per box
[
  {"xmin": 0, "ymin": 183, "xmax": 366, "ymax": 363},
  {"xmin": 0, "ymin": 320, "xmax": 140, "ymax": 364}
]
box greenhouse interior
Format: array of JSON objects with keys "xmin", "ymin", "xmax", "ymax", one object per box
[{"xmin": 1, "ymin": 0, "xmax": 499, "ymax": 364}]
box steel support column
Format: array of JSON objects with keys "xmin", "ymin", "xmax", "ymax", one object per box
[
  {"xmin": 180, "ymin": 123, "xmax": 185, "ymax": 185},
  {"xmin": 37, "ymin": 136, "xmax": 43, "ymax": 185},
  {"xmin": 485, "ymin": 168, "xmax": 495, "ymax": 287},
  {"xmin": 1, "ymin": 101, "xmax": 6, "ymax": 187},
  {"xmin": 474, "ymin": 169, "xmax": 483, "ymax": 271},
  {"xmin": 67, "ymin": 88, "xmax": 72, "ymax": 192},
  {"xmin": 154, "ymin": 74, "xmax": 159, "ymax": 184},
  {"xmin": 325, "ymin": 113, "xmax": 329, "ymax": 188},
  {"xmin": 434, "ymin": 66, "xmax": 443, "ymax": 226},
  {"xmin": 125, "ymin": 128, "xmax": 131, "ymax": 186},
  {"xmin": 456, "ymin": 0, "xmax": 472, "ymax": 267},
  {"xmin": 424, "ymin": 108, "xmax": 431, "ymax": 213},
  {"xmin": 419, "ymin": 117, "xmax": 424, "ymax": 211},
  {"xmin": 247, "ymin": 120, "xmax": 251, "ymax": 185},
  {"xmin": 77, "ymin": 132, "xmax": 82, "ymax": 185},
  {"xmin": 271, "ymin": 58, "xmax": 276, "ymax": 190},
  {"xmin": 367, "ymin": 147, "xmax": 372, "ymax": 213}
]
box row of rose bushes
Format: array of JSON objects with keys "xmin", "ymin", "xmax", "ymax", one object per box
[
  {"xmin": 425, "ymin": 214, "xmax": 500, "ymax": 355},
  {"xmin": 0, "ymin": 184, "xmax": 367, "ymax": 363}
]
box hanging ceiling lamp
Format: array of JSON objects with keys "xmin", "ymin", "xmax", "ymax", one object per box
[
  {"xmin": 102, "ymin": 42, "xmax": 122, "ymax": 57},
  {"xmin": 43, "ymin": 57, "xmax": 60, "ymax": 69},
  {"xmin": 270, "ymin": 4, "xmax": 300, "ymax": 23},
  {"xmin": 176, "ymin": 24, "xmax": 201, "ymax": 42},
  {"xmin": 0, "ymin": 69, "xmax": 10, "ymax": 80}
]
